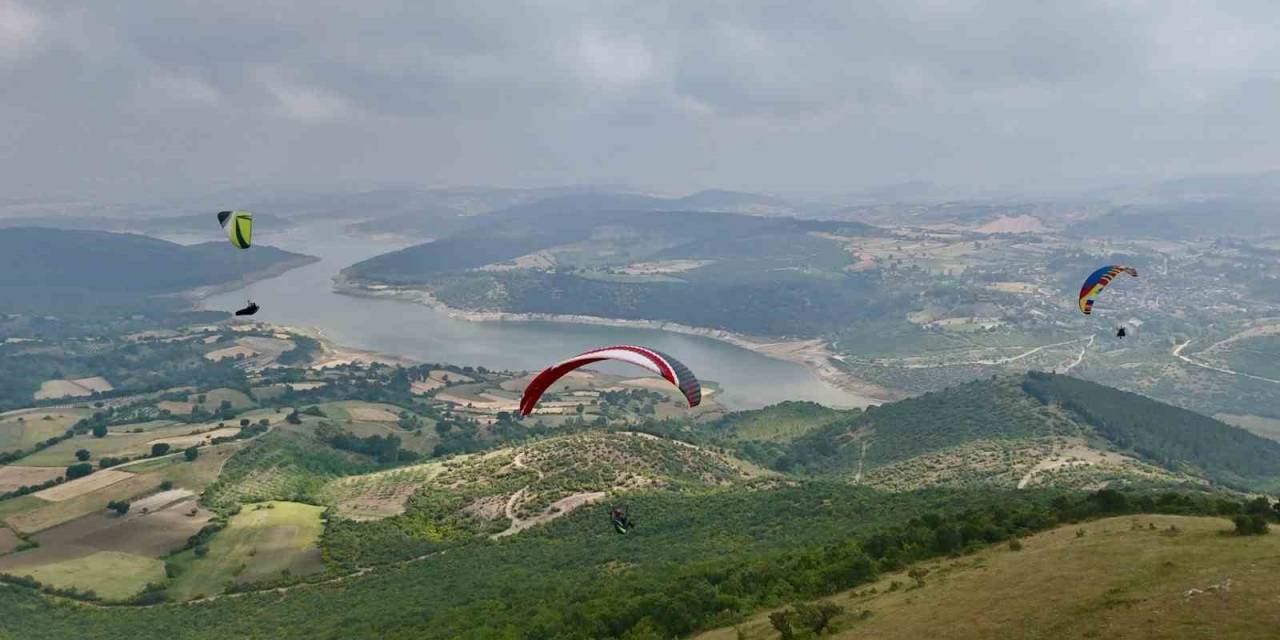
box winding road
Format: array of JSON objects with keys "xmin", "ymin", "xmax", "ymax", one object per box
[{"xmin": 1173, "ymin": 340, "xmax": 1280, "ymax": 385}]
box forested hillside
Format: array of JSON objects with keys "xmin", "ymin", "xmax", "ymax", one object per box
[
  {"xmin": 732, "ymin": 373, "xmax": 1280, "ymax": 492},
  {"xmin": 341, "ymin": 206, "xmax": 884, "ymax": 336},
  {"xmin": 0, "ymin": 228, "xmax": 314, "ymax": 313}
]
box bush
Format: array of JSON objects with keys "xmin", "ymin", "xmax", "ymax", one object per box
[
  {"xmin": 151, "ymin": 443, "xmax": 171, "ymax": 457},
  {"xmin": 65, "ymin": 462, "xmax": 93, "ymax": 480},
  {"xmin": 1233, "ymin": 514, "xmax": 1269, "ymax": 536},
  {"xmin": 1008, "ymin": 538, "xmax": 1024, "ymax": 551}
]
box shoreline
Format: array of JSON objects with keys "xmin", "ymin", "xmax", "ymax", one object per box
[
  {"xmin": 271, "ymin": 323, "xmax": 419, "ymax": 370},
  {"xmin": 333, "ymin": 276, "xmax": 900, "ymax": 405},
  {"xmin": 184, "ymin": 254, "xmax": 322, "ymax": 304}
]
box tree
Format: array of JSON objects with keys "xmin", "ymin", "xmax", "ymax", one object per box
[
  {"xmin": 75, "ymin": 449, "xmax": 91, "ymax": 462},
  {"xmin": 65, "ymin": 463, "xmax": 93, "ymax": 480},
  {"xmin": 184, "ymin": 446, "xmax": 200, "ymax": 462},
  {"xmin": 106, "ymin": 500, "xmax": 130, "ymax": 515},
  {"xmin": 768, "ymin": 610, "xmax": 795, "ymax": 640},
  {"xmin": 240, "ymin": 418, "xmax": 250, "ymax": 427},
  {"xmin": 151, "ymin": 443, "xmax": 171, "ymax": 457},
  {"xmin": 91, "ymin": 423, "xmax": 108, "ymax": 438},
  {"xmin": 793, "ymin": 602, "xmax": 844, "ymax": 635},
  {"xmin": 1234, "ymin": 514, "xmax": 1269, "ymax": 536},
  {"xmin": 1244, "ymin": 497, "xmax": 1272, "ymax": 516},
  {"xmin": 285, "ymin": 410, "xmax": 302, "ymax": 425}
]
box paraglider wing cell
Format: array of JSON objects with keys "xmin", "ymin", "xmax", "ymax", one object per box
[
  {"xmin": 519, "ymin": 345, "xmax": 701, "ymax": 416},
  {"xmin": 217, "ymin": 210, "xmax": 254, "ymax": 249},
  {"xmin": 1077, "ymin": 265, "xmax": 1137, "ymax": 315}
]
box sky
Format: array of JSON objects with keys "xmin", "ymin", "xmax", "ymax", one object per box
[{"xmin": 2, "ymin": 0, "xmax": 1280, "ymax": 200}]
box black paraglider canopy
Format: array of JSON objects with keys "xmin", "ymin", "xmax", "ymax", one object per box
[{"xmin": 235, "ymin": 301, "xmax": 260, "ymax": 317}]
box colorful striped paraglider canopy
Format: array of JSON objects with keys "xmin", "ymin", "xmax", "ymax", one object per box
[
  {"xmin": 1078, "ymin": 265, "xmax": 1137, "ymax": 315},
  {"xmin": 520, "ymin": 345, "xmax": 701, "ymax": 417}
]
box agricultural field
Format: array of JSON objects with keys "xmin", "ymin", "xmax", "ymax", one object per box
[
  {"xmin": 35, "ymin": 469, "xmax": 135, "ymax": 502},
  {"xmin": 188, "ymin": 388, "xmax": 255, "ymax": 412},
  {"xmin": 167, "ymin": 501, "xmax": 325, "ymax": 600},
  {"xmin": 33, "ymin": 377, "xmax": 114, "ymax": 401},
  {"xmin": 0, "ymin": 408, "xmax": 90, "ymax": 453},
  {"xmin": 0, "ymin": 467, "xmax": 62, "ymax": 493},
  {"xmin": 0, "ymin": 444, "xmax": 233, "ymax": 537},
  {"xmin": 14, "ymin": 551, "xmax": 164, "ymax": 601},
  {"xmin": 0, "ymin": 526, "xmax": 20, "ymax": 555},
  {"xmin": 15, "ymin": 422, "xmax": 235, "ymax": 467},
  {"xmin": 0, "ymin": 494, "xmax": 211, "ymax": 591},
  {"xmin": 4, "ymin": 473, "xmax": 163, "ymax": 534}
]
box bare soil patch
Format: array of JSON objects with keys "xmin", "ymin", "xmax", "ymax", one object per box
[
  {"xmin": 156, "ymin": 400, "xmax": 195, "ymax": 415},
  {"xmin": 15, "ymin": 499, "xmax": 210, "ymax": 567},
  {"xmin": 149, "ymin": 427, "xmax": 241, "ymax": 449},
  {"xmin": 411, "ymin": 379, "xmax": 443, "ymax": 394},
  {"xmin": 204, "ymin": 345, "xmax": 257, "ymax": 362},
  {"xmin": 0, "ymin": 466, "xmax": 63, "ymax": 493},
  {"xmin": 35, "ymin": 469, "xmax": 134, "ymax": 502},
  {"xmin": 346, "ymin": 405, "xmax": 400, "ymax": 422},
  {"xmin": 34, "ymin": 377, "xmax": 114, "ymax": 400},
  {"xmin": 0, "ymin": 527, "xmax": 20, "ymax": 555}
]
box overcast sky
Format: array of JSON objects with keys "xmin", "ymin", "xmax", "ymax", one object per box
[{"xmin": 2, "ymin": 0, "xmax": 1279, "ymax": 200}]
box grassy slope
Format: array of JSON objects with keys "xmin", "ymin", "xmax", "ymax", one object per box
[
  {"xmin": 702, "ymin": 515, "xmax": 1278, "ymax": 640},
  {"xmin": 168, "ymin": 501, "xmax": 324, "ymax": 600},
  {"xmin": 18, "ymin": 551, "xmax": 164, "ymax": 601},
  {"xmin": 0, "ymin": 410, "xmax": 89, "ymax": 453}
]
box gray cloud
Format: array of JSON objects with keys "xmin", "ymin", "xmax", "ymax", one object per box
[{"xmin": 2, "ymin": 0, "xmax": 1280, "ymax": 200}]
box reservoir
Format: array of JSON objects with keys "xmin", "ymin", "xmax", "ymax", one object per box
[{"xmin": 193, "ymin": 224, "xmax": 869, "ymax": 410}]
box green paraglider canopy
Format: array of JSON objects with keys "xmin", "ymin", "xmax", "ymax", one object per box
[{"xmin": 217, "ymin": 210, "xmax": 253, "ymax": 249}]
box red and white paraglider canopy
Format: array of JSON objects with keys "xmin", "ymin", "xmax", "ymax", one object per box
[{"xmin": 519, "ymin": 345, "xmax": 701, "ymax": 416}]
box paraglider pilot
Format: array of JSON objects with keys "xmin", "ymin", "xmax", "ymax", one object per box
[{"xmin": 235, "ymin": 300, "xmax": 260, "ymax": 317}]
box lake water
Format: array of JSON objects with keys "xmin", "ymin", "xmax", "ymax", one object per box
[{"xmin": 191, "ymin": 225, "xmax": 868, "ymax": 410}]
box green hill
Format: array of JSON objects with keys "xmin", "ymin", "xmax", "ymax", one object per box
[
  {"xmin": 712, "ymin": 373, "xmax": 1280, "ymax": 492},
  {"xmin": 341, "ymin": 206, "xmax": 882, "ymax": 337},
  {"xmin": 0, "ymin": 227, "xmax": 314, "ymax": 313}
]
